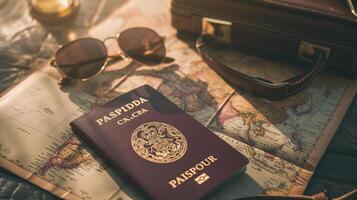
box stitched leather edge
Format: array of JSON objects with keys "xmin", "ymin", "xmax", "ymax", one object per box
[{"xmin": 261, "ymin": 0, "xmax": 357, "ymax": 23}]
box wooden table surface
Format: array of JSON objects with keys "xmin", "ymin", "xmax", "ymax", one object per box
[{"xmin": 0, "ymin": 0, "xmax": 356, "ymax": 199}]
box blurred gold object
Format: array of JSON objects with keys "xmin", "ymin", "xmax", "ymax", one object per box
[
  {"xmin": 29, "ymin": 0, "xmax": 79, "ymax": 22},
  {"xmin": 347, "ymin": 0, "xmax": 357, "ymax": 17}
]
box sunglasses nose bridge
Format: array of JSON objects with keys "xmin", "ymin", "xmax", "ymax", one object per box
[
  {"xmin": 103, "ymin": 36, "xmax": 123, "ymax": 57},
  {"xmin": 103, "ymin": 36, "xmax": 118, "ymax": 44}
]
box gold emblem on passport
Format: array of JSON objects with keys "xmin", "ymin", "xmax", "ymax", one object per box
[
  {"xmin": 131, "ymin": 122, "xmax": 187, "ymax": 163},
  {"xmin": 194, "ymin": 173, "xmax": 210, "ymax": 185}
]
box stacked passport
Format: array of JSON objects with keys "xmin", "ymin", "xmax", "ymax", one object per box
[{"xmin": 70, "ymin": 85, "xmax": 248, "ymax": 200}]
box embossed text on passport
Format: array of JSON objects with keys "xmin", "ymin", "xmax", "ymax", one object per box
[{"xmin": 96, "ymin": 97, "xmax": 149, "ymax": 126}]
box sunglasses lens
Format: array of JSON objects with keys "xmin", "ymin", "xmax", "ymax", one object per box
[
  {"xmin": 118, "ymin": 27, "xmax": 165, "ymax": 66},
  {"xmin": 55, "ymin": 38, "xmax": 107, "ymax": 79}
]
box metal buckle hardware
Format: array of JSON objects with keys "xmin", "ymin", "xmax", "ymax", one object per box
[
  {"xmin": 347, "ymin": 0, "xmax": 357, "ymax": 17},
  {"xmin": 202, "ymin": 17, "xmax": 232, "ymax": 43},
  {"xmin": 298, "ymin": 41, "xmax": 331, "ymax": 62}
]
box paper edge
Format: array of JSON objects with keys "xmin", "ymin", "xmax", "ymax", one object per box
[
  {"xmin": 289, "ymin": 168, "xmax": 314, "ymax": 195},
  {"xmin": 303, "ymin": 79, "xmax": 357, "ymax": 171},
  {"xmin": 0, "ymin": 157, "xmax": 82, "ymax": 200}
]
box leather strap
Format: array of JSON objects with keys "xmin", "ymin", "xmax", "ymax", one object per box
[{"xmin": 196, "ymin": 35, "xmax": 330, "ymax": 101}]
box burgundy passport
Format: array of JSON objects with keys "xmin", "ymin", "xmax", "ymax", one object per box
[{"xmin": 70, "ymin": 85, "xmax": 248, "ymax": 200}]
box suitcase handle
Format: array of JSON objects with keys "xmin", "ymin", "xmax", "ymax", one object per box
[{"xmin": 196, "ymin": 35, "xmax": 330, "ymax": 101}]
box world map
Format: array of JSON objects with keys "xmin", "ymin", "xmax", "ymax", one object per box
[
  {"xmin": 209, "ymin": 75, "xmax": 347, "ymax": 167},
  {"xmin": 0, "ymin": 0, "xmax": 355, "ymax": 199}
]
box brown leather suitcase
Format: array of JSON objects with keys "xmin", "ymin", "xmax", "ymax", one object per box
[{"xmin": 171, "ymin": 0, "xmax": 357, "ymax": 100}]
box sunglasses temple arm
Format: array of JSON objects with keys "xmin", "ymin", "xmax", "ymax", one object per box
[
  {"xmin": 107, "ymin": 53, "xmax": 127, "ymax": 60},
  {"xmin": 162, "ymin": 56, "xmax": 175, "ymax": 64}
]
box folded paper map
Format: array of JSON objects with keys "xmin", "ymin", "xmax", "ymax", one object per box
[{"xmin": 0, "ymin": 0, "xmax": 356, "ymax": 199}]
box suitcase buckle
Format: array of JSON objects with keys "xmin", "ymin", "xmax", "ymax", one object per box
[
  {"xmin": 347, "ymin": 0, "xmax": 357, "ymax": 17},
  {"xmin": 298, "ymin": 41, "xmax": 331, "ymax": 62},
  {"xmin": 202, "ymin": 17, "xmax": 232, "ymax": 43}
]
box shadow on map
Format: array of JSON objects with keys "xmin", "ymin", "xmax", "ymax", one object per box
[{"xmin": 106, "ymin": 167, "xmax": 262, "ymax": 199}]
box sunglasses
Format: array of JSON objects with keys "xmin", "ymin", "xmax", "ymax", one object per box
[{"xmin": 50, "ymin": 27, "xmax": 174, "ymax": 84}]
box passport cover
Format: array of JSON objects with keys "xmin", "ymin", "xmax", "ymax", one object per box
[{"xmin": 70, "ymin": 85, "xmax": 249, "ymax": 200}]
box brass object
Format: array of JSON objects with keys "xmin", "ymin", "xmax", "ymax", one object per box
[
  {"xmin": 298, "ymin": 41, "xmax": 331, "ymax": 62},
  {"xmin": 347, "ymin": 0, "xmax": 357, "ymax": 17},
  {"xmin": 28, "ymin": 0, "xmax": 79, "ymax": 22},
  {"xmin": 202, "ymin": 17, "xmax": 232, "ymax": 43}
]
